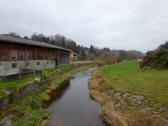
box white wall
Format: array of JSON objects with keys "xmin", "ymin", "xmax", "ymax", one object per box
[{"xmin": 0, "ymin": 60, "xmax": 56, "ymax": 76}]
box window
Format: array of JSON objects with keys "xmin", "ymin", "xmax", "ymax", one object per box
[
  {"xmin": 37, "ymin": 62, "xmax": 40, "ymax": 66},
  {"xmin": 26, "ymin": 63, "xmax": 30, "ymax": 66},
  {"xmin": 12, "ymin": 63, "xmax": 17, "ymax": 68}
]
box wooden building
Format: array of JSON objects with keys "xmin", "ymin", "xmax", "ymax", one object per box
[{"xmin": 0, "ymin": 35, "xmax": 70, "ymax": 76}]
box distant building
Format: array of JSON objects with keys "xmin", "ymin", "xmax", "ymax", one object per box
[
  {"xmin": 70, "ymin": 50, "xmax": 78, "ymax": 62},
  {"xmin": 0, "ymin": 35, "xmax": 70, "ymax": 76}
]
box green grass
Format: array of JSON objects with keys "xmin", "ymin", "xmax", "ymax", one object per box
[
  {"xmin": 0, "ymin": 90, "xmax": 7, "ymax": 99},
  {"xmin": 0, "ymin": 63, "xmax": 95, "ymax": 126},
  {"xmin": 13, "ymin": 110, "xmax": 49, "ymax": 126},
  {"xmin": 0, "ymin": 64, "xmax": 74, "ymax": 98},
  {"xmin": 100, "ymin": 60, "xmax": 168, "ymax": 104},
  {"xmin": 41, "ymin": 64, "xmax": 73, "ymax": 76},
  {"xmin": 11, "ymin": 87, "xmax": 50, "ymax": 126},
  {"xmin": 0, "ymin": 76, "xmax": 35, "ymax": 98},
  {"xmin": 12, "ymin": 65, "xmax": 93, "ymax": 126},
  {"xmin": 0, "ymin": 76, "xmax": 35, "ymax": 90},
  {"xmin": 0, "ymin": 63, "xmax": 93, "ymax": 98}
]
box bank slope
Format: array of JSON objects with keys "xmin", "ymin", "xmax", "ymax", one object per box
[{"xmin": 89, "ymin": 60, "xmax": 168, "ymax": 126}]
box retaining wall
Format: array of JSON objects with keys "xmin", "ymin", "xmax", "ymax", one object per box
[{"xmin": 0, "ymin": 78, "xmax": 45, "ymax": 108}]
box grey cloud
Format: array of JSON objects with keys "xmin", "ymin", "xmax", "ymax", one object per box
[{"xmin": 0, "ymin": 0, "xmax": 168, "ymax": 52}]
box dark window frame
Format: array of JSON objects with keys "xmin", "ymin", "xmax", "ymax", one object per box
[
  {"xmin": 12, "ymin": 63, "xmax": 17, "ymax": 68},
  {"xmin": 26, "ymin": 62, "xmax": 30, "ymax": 66},
  {"xmin": 37, "ymin": 62, "xmax": 40, "ymax": 66}
]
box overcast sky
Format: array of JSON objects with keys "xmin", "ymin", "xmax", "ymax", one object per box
[{"xmin": 0, "ymin": 0, "xmax": 168, "ymax": 52}]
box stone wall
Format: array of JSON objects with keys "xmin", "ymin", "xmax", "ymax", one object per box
[
  {"xmin": 0, "ymin": 78, "xmax": 45, "ymax": 108},
  {"xmin": 0, "ymin": 60, "xmax": 56, "ymax": 76},
  {"xmin": 0, "ymin": 95, "xmax": 11, "ymax": 108},
  {"xmin": 0, "ymin": 55, "xmax": 70, "ymax": 77}
]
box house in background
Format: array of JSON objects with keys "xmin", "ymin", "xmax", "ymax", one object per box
[
  {"xmin": 70, "ymin": 50, "xmax": 78, "ymax": 63},
  {"xmin": 0, "ymin": 35, "xmax": 70, "ymax": 77}
]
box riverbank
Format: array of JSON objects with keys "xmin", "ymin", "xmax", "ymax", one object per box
[
  {"xmin": 0, "ymin": 63, "xmax": 96, "ymax": 126},
  {"xmin": 89, "ymin": 60, "xmax": 168, "ymax": 126}
]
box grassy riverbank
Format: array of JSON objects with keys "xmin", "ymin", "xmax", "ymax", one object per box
[
  {"xmin": 0, "ymin": 91, "xmax": 6, "ymax": 99},
  {"xmin": 89, "ymin": 60, "xmax": 168, "ymax": 126},
  {"xmin": 0, "ymin": 76, "xmax": 35, "ymax": 89},
  {"xmin": 100, "ymin": 60, "xmax": 168, "ymax": 103},
  {"xmin": 0, "ymin": 63, "xmax": 96, "ymax": 126}
]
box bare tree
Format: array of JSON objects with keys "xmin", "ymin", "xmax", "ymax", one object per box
[{"xmin": 99, "ymin": 51, "xmax": 117, "ymax": 64}]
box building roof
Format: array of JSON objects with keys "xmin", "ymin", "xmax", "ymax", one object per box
[{"xmin": 0, "ymin": 35, "xmax": 70, "ymax": 52}]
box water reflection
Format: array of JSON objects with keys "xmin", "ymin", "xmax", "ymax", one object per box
[{"xmin": 49, "ymin": 68, "xmax": 106, "ymax": 126}]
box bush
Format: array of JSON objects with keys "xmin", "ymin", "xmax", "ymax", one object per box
[
  {"xmin": 99, "ymin": 51, "xmax": 118, "ymax": 65},
  {"xmin": 141, "ymin": 42, "xmax": 168, "ymax": 69},
  {"xmin": 87, "ymin": 53, "xmax": 97, "ymax": 60}
]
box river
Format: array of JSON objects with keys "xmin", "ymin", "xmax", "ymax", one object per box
[{"xmin": 48, "ymin": 68, "xmax": 106, "ymax": 126}]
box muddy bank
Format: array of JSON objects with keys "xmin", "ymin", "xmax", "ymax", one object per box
[
  {"xmin": 89, "ymin": 70, "xmax": 167, "ymax": 126},
  {"xmin": 43, "ymin": 80, "xmax": 70, "ymax": 107}
]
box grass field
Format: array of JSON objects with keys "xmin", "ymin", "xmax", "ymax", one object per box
[{"xmin": 100, "ymin": 60, "xmax": 168, "ymax": 104}]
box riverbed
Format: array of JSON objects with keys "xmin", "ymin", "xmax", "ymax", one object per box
[{"xmin": 48, "ymin": 68, "xmax": 106, "ymax": 126}]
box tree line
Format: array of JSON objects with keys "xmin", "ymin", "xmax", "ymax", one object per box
[{"xmin": 6, "ymin": 32, "xmax": 144, "ymax": 63}]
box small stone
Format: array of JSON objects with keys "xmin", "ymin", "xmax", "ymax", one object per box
[
  {"xmin": 152, "ymin": 111, "xmax": 158, "ymax": 115},
  {"xmin": 122, "ymin": 93, "xmax": 129, "ymax": 98},
  {"xmin": 162, "ymin": 118, "xmax": 168, "ymax": 125},
  {"xmin": 146, "ymin": 107, "xmax": 152, "ymax": 110},
  {"xmin": 115, "ymin": 103, "xmax": 121, "ymax": 108},
  {"xmin": 132, "ymin": 95, "xmax": 144, "ymax": 100},
  {"xmin": 141, "ymin": 108, "xmax": 150, "ymax": 113},
  {"xmin": 164, "ymin": 104, "xmax": 168, "ymax": 111},
  {"xmin": 120, "ymin": 99, "xmax": 125, "ymax": 103},
  {"xmin": 119, "ymin": 99, "xmax": 126, "ymax": 105},
  {"xmin": 150, "ymin": 101, "xmax": 155, "ymax": 105},
  {"xmin": 129, "ymin": 106, "xmax": 135, "ymax": 110},
  {"xmin": 111, "ymin": 90, "xmax": 115, "ymax": 94},
  {"xmin": 132, "ymin": 98, "xmax": 138, "ymax": 102},
  {"xmin": 153, "ymin": 103, "xmax": 162, "ymax": 109},
  {"xmin": 159, "ymin": 107, "xmax": 167, "ymax": 112},
  {"xmin": 144, "ymin": 99, "xmax": 148, "ymax": 103},
  {"xmin": 136, "ymin": 101, "xmax": 142, "ymax": 105},
  {"xmin": 143, "ymin": 107, "xmax": 152, "ymax": 113},
  {"xmin": 130, "ymin": 102, "xmax": 136, "ymax": 106},
  {"xmin": 115, "ymin": 95, "xmax": 122, "ymax": 101},
  {"xmin": 27, "ymin": 81, "xmax": 33, "ymax": 84},
  {"xmin": 42, "ymin": 119, "xmax": 49, "ymax": 126},
  {"xmin": 152, "ymin": 115, "xmax": 161, "ymax": 118},
  {"xmin": 141, "ymin": 109, "xmax": 147, "ymax": 113},
  {"xmin": 115, "ymin": 92, "xmax": 121, "ymax": 96},
  {"xmin": 1, "ymin": 118, "xmax": 12, "ymax": 126}
]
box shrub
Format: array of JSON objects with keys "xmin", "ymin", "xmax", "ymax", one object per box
[
  {"xmin": 99, "ymin": 51, "xmax": 118, "ymax": 65},
  {"xmin": 141, "ymin": 42, "xmax": 168, "ymax": 69}
]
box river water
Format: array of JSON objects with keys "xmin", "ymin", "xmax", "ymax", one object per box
[{"xmin": 48, "ymin": 68, "xmax": 106, "ymax": 126}]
